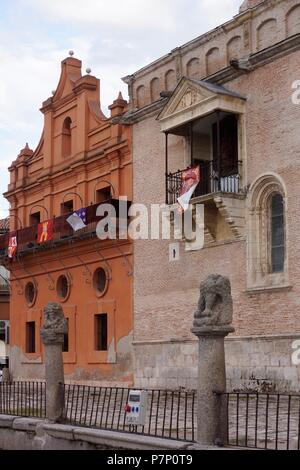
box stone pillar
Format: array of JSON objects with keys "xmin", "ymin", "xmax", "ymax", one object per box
[
  {"xmin": 40, "ymin": 302, "xmax": 68, "ymax": 423},
  {"xmin": 191, "ymin": 274, "xmax": 235, "ymax": 446}
]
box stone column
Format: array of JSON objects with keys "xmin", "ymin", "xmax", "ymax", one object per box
[
  {"xmin": 40, "ymin": 302, "xmax": 68, "ymax": 423},
  {"xmin": 191, "ymin": 274, "xmax": 235, "ymax": 446}
]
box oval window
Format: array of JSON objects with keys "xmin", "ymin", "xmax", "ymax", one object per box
[
  {"xmin": 93, "ymin": 268, "xmax": 108, "ymax": 296},
  {"xmin": 25, "ymin": 282, "xmax": 37, "ymax": 306},
  {"xmin": 57, "ymin": 275, "xmax": 70, "ymax": 301}
]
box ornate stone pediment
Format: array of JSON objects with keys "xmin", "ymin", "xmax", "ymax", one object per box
[
  {"xmin": 159, "ymin": 79, "xmax": 213, "ymax": 121},
  {"xmin": 158, "ymin": 77, "xmax": 246, "ymax": 133}
]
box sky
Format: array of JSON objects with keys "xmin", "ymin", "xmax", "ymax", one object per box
[{"xmin": 0, "ymin": 0, "xmax": 242, "ymax": 218}]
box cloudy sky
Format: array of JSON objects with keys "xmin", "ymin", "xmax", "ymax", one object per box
[{"xmin": 0, "ymin": 0, "xmax": 241, "ymax": 217}]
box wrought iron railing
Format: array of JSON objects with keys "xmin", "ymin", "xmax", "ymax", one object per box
[
  {"xmin": 2, "ymin": 382, "xmax": 300, "ymax": 448},
  {"xmin": 166, "ymin": 161, "xmax": 242, "ymax": 205},
  {"xmin": 0, "ymin": 381, "xmax": 46, "ymax": 418},
  {"xmin": 0, "ymin": 382, "xmax": 196, "ymax": 442},
  {"xmin": 64, "ymin": 385, "xmax": 196, "ymax": 442},
  {"xmin": 220, "ymin": 392, "xmax": 300, "ymax": 450}
]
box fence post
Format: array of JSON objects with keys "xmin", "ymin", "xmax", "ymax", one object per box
[
  {"xmin": 40, "ymin": 302, "xmax": 68, "ymax": 423},
  {"xmin": 191, "ymin": 274, "xmax": 235, "ymax": 446}
]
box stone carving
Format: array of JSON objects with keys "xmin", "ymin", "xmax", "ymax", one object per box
[
  {"xmin": 193, "ymin": 274, "xmax": 233, "ymax": 328},
  {"xmin": 176, "ymin": 88, "xmax": 202, "ymax": 111},
  {"xmin": 41, "ymin": 302, "xmax": 68, "ymax": 345}
]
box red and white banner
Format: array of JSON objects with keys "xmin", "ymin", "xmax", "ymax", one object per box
[
  {"xmin": 8, "ymin": 232, "xmax": 17, "ymax": 259},
  {"xmin": 177, "ymin": 166, "xmax": 200, "ymax": 212}
]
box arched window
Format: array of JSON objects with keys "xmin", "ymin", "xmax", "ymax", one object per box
[
  {"xmin": 286, "ymin": 5, "xmax": 300, "ymax": 37},
  {"xmin": 270, "ymin": 193, "xmax": 285, "ymax": 273},
  {"xmin": 136, "ymin": 85, "xmax": 146, "ymax": 108},
  {"xmin": 247, "ymin": 174, "xmax": 288, "ymax": 290},
  {"xmin": 206, "ymin": 48, "xmax": 221, "ymax": 76},
  {"xmin": 186, "ymin": 58, "xmax": 199, "ymax": 79},
  {"xmin": 62, "ymin": 117, "xmax": 72, "ymax": 158},
  {"xmin": 257, "ymin": 18, "xmax": 277, "ymax": 51},
  {"xmin": 165, "ymin": 69, "xmax": 176, "ymax": 92},
  {"xmin": 150, "ymin": 77, "xmax": 160, "ymax": 102}
]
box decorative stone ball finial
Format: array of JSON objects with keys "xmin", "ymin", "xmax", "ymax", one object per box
[
  {"xmin": 86, "ymin": 68, "xmax": 92, "ymax": 75},
  {"xmin": 69, "ymin": 50, "xmax": 74, "ymax": 57},
  {"xmin": 41, "ymin": 302, "xmax": 68, "ymax": 345},
  {"xmin": 193, "ymin": 274, "xmax": 233, "ymax": 328}
]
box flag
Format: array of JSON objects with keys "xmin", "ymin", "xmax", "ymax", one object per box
[
  {"xmin": 37, "ymin": 219, "xmax": 54, "ymax": 244},
  {"xmin": 8, "ymin": 232, "xmax": 17, "ymax": 259},
  {"xmin": 177, "ymin": 166, "xmax": 200, "ymax": 212},
  {"xmin": 66, "ymin": 208, "xmax": 87, "ymax": 232}
]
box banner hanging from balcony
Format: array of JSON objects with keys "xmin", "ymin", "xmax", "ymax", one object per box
[
  {"xmin": 66, "ymin": 208, "xmax": 87, "ymax": 232},
  {"xmin": 8, "ymin": 232, "xmax": 17, "ymax": 259},
  {"xmin": 177, "ymin": 166, "xmax": 200, "ymax": 212},
  {"xmin": 37, "ymin": 219, "xmax": 54, "ymax": 244}
]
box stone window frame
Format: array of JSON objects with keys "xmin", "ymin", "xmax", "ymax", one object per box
[{"xmin": 247, "ymin": 173, "xmax": 289, "ymax": 292}]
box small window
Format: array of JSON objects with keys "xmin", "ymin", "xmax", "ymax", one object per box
[
  {"xmin": 270, "ymin": 194, "xmax": 285, "ymax": 273},
  {"xmin": 30, "ymin": 212, "xmax": 40, "ymax": 226},
  {"xmin": 57, "ymin": 275, "xmax": 70, "ymax": 300},
  {"xmin": 26, "ymin": 322, "xmax": 35, "ymax": 353},
  {"xmin": 61, "ymin": 200, "xmax": 74, "ymax": 215},
  {"xmin": 96, "ymin": 188, "xmax": 111, "ymax": 203},
  {"xmin": 62, "ymin": 117, "xmax": 72, "ymax": 158},
  {"xmin": 95, "ymin": 314, "xmax": 108, "ymax": 351},
  {"xmin": 25, "ymin": 282, "xmax": 36, "ymax": 306},
  {"xmin": 63, "ymin": 319, "xmax": 69, "ymax": 353},
  {"xmin": 93, "ymin": 268, "xmax": 108, "ymax": 295},
  {"xmin": 0, "ymin": 322, "xmax": 5, "ymax": 342}
]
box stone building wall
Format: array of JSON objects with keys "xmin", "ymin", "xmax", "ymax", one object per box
[
  {"xmin": 133, "ymin": 50, "xmax": 300, "ymax": 341},
  {"xmin": 131, "ymin": 0, "xmax": 300, "ymax": 391},
  {"xmin": 127, "ymin": 0, "xmax": 300, "ymax": 108},
  {"xmin": 134, "ymin": 335, "xmax": 300, "ymax": 393}
]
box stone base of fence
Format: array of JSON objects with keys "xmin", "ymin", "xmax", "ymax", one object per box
[{"xmin": 0, "ymin": 414, "xmax": 196, "ymax": 451}]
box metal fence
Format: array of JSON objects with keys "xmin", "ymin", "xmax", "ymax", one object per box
[
  {"xmin": 0, "ymin": 382, "xmax": 45, "ymax": 418},
  {"xmin": 0, "ymin": 382, "xmax": 196, "ymax": 442},
  {"xmin": 2, "ymin": 382, "xmax": 300, "ymax": 449},
  {"xmin": 223, "ymin": 392, "xmax": 300, "ymax": 450},
  {"xmin": 64, "ymin": 385, "xmax": 196, "ymax": 442}
]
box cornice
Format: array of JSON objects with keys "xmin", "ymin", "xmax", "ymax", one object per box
[{"xmin": 120, "ymin": 33, "xmax": 300, "ymax": 124}]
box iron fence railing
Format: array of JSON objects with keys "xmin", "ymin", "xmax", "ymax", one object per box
[
  {"xmin": 2, "ymin": 382, "xmax": 300, "ymax": 449},
  {"xmin": 221, "ymin": 392, "xmax": 300, "ymax": 450},
  {"xmin": 166, "ymin": 161, "xmax": 242, "ymax": 205},
  {"xmin": 0, "ymin": 382, "xmax": 196, "ymax": 442},
  {"xmin": 64, "ymin": 385, "xmax": 196, "ymax": 442},
  {"xmin": 0, "ymin": 382, "xmax": 46, "ymax": 418}
]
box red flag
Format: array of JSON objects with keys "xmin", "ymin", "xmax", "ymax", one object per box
[
  {"xmin": 177, "ymin": 166, "xmax": 200, "ymax": 212},
  {"xmin": 37, "ymin": 219, "xmax": 54, "ymax": 244},
  {"xmin": 8, "ymin": 232, "xmax": 17, "ymax": 259}
]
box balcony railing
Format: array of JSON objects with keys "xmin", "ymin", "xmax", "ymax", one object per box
[
  {"xmin": 166, "ymin": 161, "xmax": 242, "ymax": 205},
  {"xmin": 0, "ymin": 199, "xmax": 131, "ymax": 259}
]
